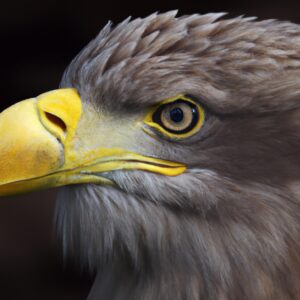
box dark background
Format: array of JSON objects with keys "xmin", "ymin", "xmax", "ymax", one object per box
[{"xmin": 0, "ymin": 0, "xmax": 299, "ymax": 299}]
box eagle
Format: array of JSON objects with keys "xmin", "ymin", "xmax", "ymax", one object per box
[{"xmin": 1, "ymin": 10, "xmax": 300, "ymax": 300}]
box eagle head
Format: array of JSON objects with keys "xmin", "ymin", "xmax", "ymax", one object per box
[{"xmin": 1, "ymin": 11, "xmax": 300, "ymax": 299}]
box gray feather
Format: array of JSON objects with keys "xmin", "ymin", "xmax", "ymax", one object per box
[{"xmin": 56, "ymin": 11, "xmax": 300, "ymax": 299}]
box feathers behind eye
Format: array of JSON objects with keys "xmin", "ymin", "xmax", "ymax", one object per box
[{"xmin": 56, "ymin": 11, "xmax": 300, "ymax": 300}]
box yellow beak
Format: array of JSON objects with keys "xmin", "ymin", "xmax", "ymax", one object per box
[{"xmin": 0, "ymin": 89, "xmax": 186, "ymax": 196}]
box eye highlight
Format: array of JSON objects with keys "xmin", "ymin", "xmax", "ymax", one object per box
[{"xmin": 144, "ymin": 95, "xmax": 205, "ymax": 139}]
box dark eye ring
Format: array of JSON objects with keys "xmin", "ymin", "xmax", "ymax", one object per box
[
  {"xmin": 144, "ymin": 95, "xmax": 206, "ymax": 139},
  {"xmin": 152, "ymin": 99, "xmax": 200, "ymax": 134}
]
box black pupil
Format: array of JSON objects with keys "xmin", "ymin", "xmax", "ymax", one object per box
[{"xmin": 169, "ymin": 107, "xmax": 184, "ymax": 123}]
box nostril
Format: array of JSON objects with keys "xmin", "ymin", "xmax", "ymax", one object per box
[
  {"xmin": 44, "ymin": 112, "xmax": 67, "ymax": 133},
  {"xmin": 36, "ymin": 89, "xmax": 81, "ymax": 142}
]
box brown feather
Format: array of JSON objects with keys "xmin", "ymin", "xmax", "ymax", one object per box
[{"xmin": 56, "ymin": 11, "xmax": 300, "ymax": 299}]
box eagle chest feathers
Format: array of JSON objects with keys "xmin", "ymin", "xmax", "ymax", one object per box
[{"xmin": 1, "ymin": 10, "xmax": 300, "ymax": 300}]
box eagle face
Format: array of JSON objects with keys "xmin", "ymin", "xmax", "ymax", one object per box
[{"xmin": 2, "ymin": 11, "xmax": 300, "ymax": 299}]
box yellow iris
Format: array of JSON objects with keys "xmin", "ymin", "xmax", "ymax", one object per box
[{"xmin": 144, "ymin": 95, "xmax": 205, "ymax": 140}]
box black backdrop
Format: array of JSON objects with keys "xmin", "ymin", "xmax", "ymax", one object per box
[{"xmin": 0, "ymin": 0, "xmax": 299, "ymax": 299}]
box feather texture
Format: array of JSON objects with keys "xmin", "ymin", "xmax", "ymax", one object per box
[{"xmin": 56, "ymin": 12, "xmax": 300, "ymax": 299}]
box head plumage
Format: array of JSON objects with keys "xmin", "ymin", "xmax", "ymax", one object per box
[{"xmin": 61, "ymin": 11, "xmax": 300, "ymax": 114}]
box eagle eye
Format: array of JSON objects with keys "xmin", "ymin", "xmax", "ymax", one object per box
[{"xmin": 144, "ymin": 95, "xmax": 205, "ymax": 139}]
